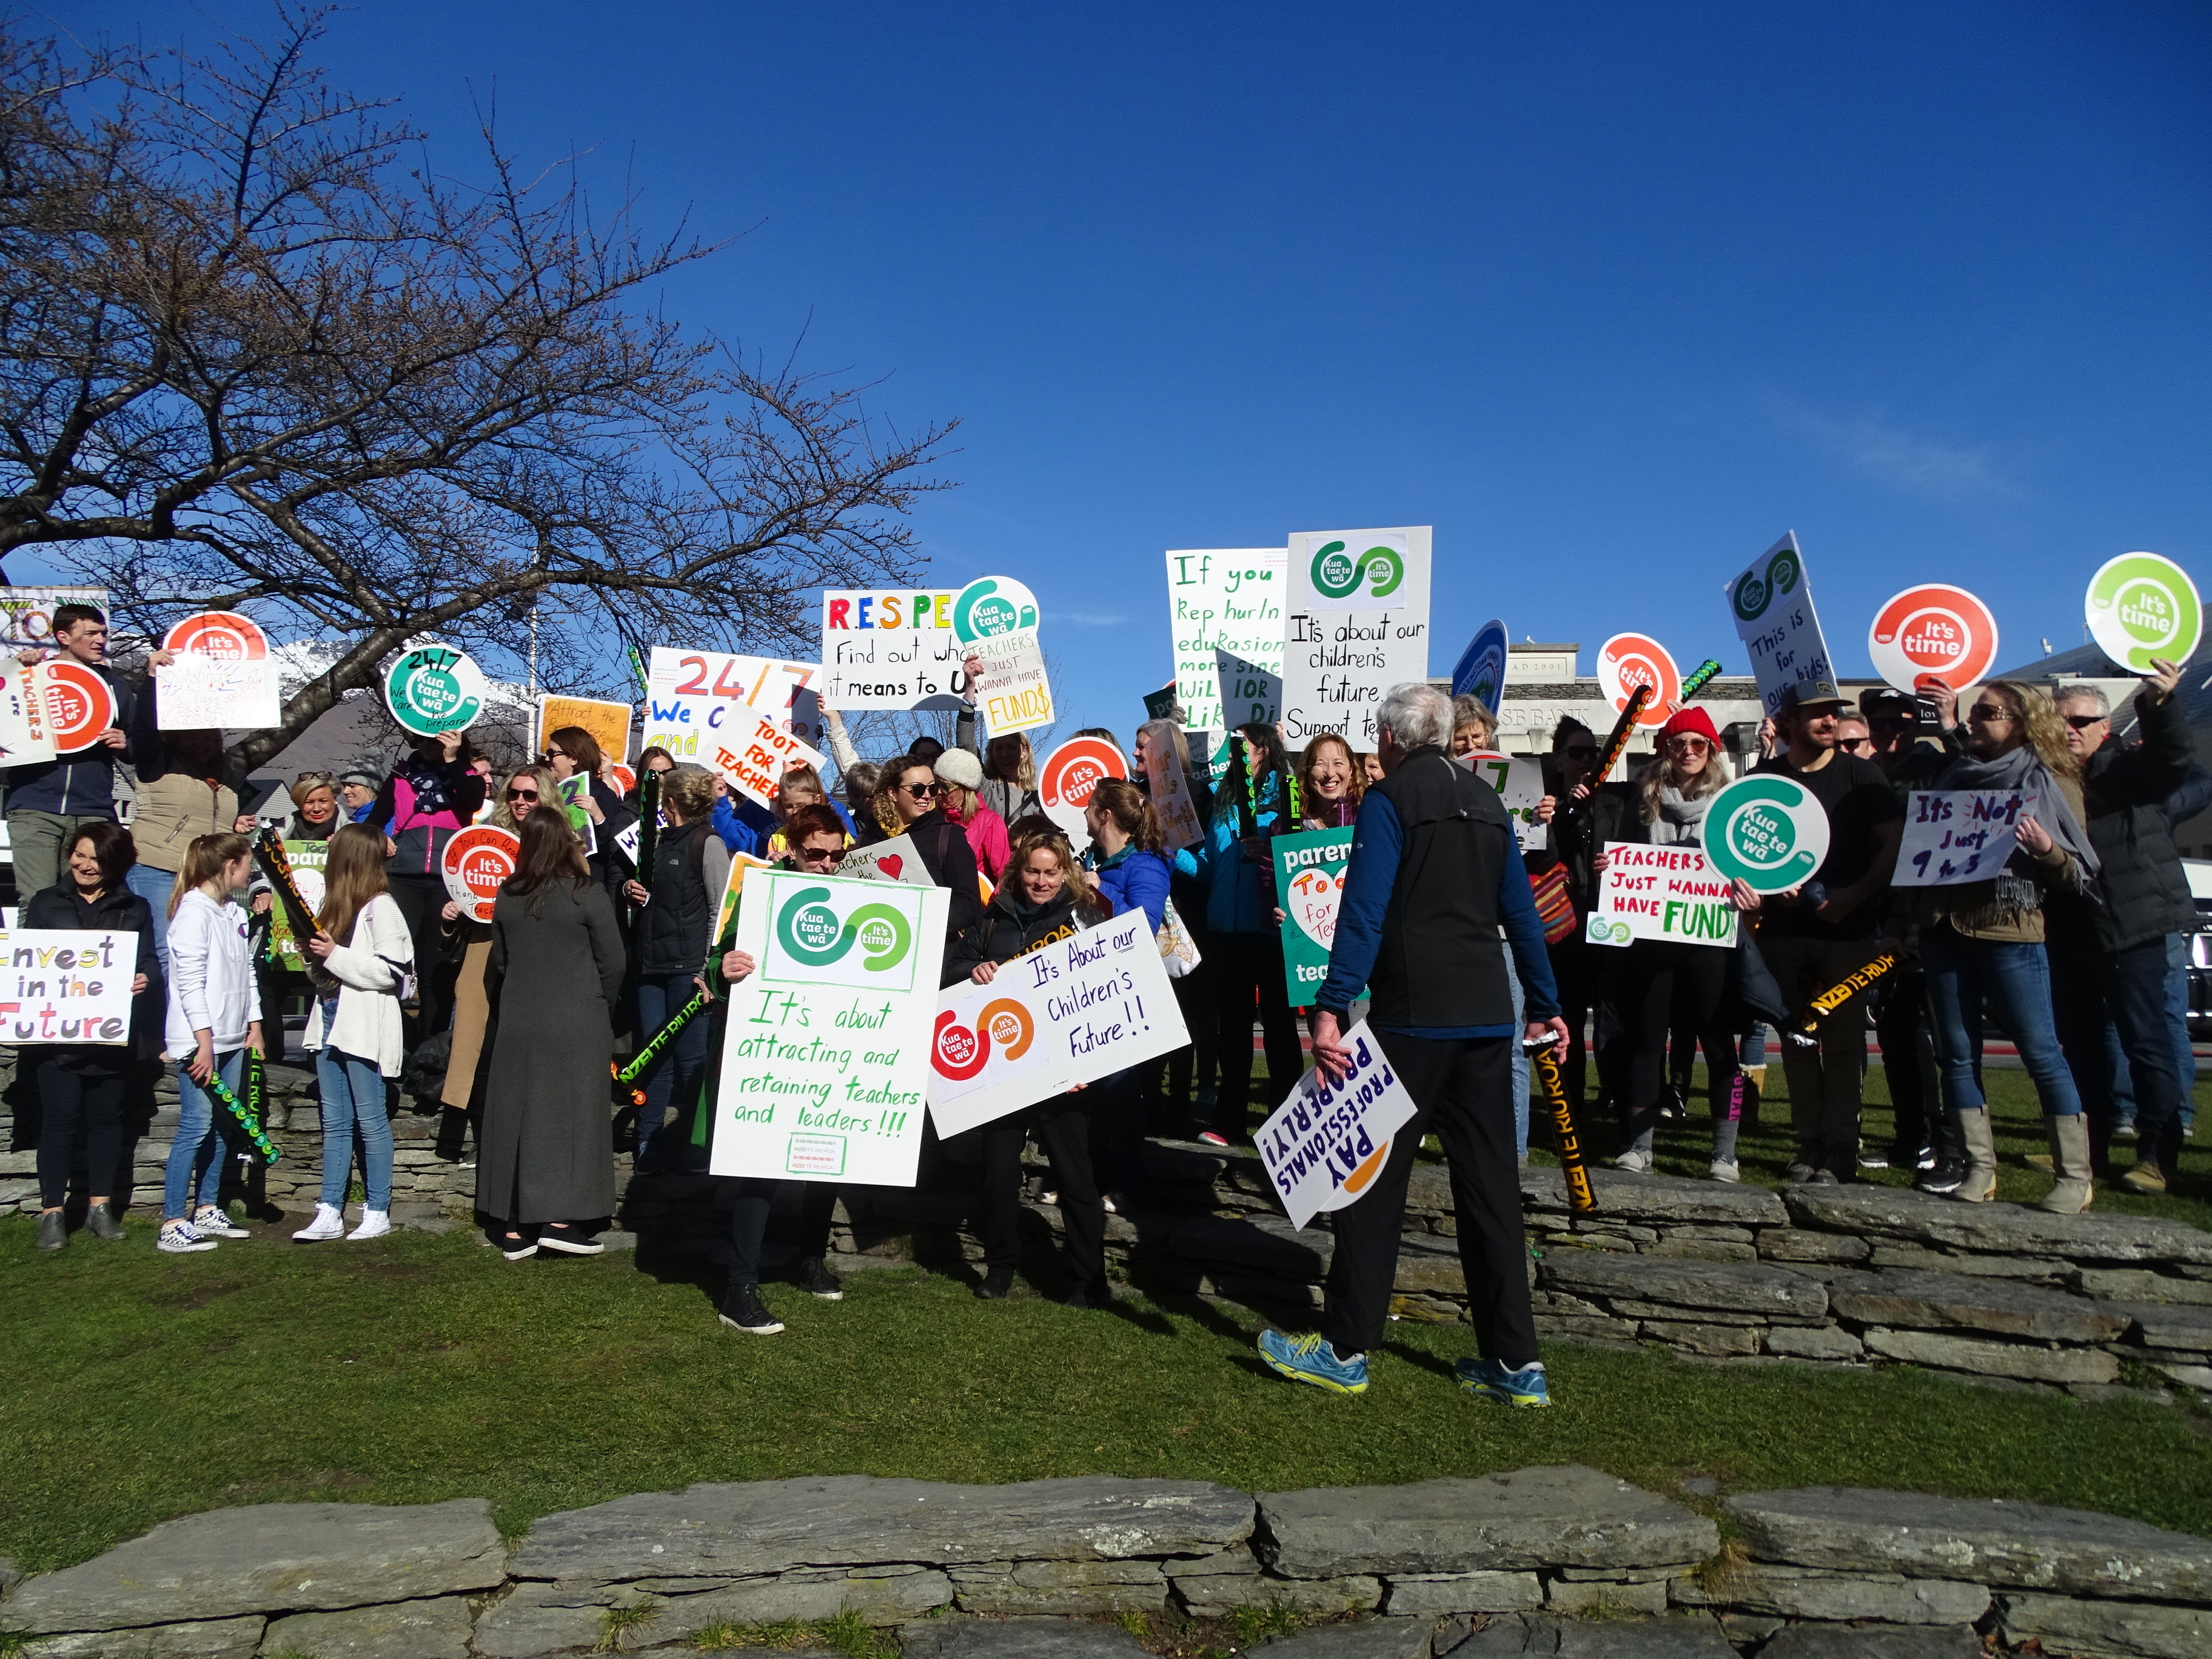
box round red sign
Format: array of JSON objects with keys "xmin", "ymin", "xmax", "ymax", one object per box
[{"xmin": 1038, "ymin": 736, "xmax": 1128, "ymax": 811}]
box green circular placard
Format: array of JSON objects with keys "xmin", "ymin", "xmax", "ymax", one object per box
[
  {"xmin": 383, "ymin": 642, "xmax": 487, "ymax": 736},
  {"xmin": 1702, "ymin": 774, "xmax": 1831, "ymax": 894},
  {"xmin": 2085, "ymin": 551, "xmax": 2201, "ymax": 673}
]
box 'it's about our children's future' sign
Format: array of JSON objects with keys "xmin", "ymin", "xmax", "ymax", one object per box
[
  {"xmin": 819, "ymin": 588, "xmax": 967, "ymax": 711},
  {"xmin": 2084, "ymin": 552, "xmax": 2201, "ymax": 674},
  {"xmin": 0, "ymin": 928, "xmax": 141, "ymax": 1044},
  {"xmin": 1868, "ymin": 585, "xmax": 2000, "ymax": 694},
  {"xmin": 1282, "ymin": 525, "xmax": 1432, "ymax": 749},
  {"xmin": 955, "ymin": 575, "xmax": 1054, "ymax": 737},
  {"xmin": 1701, "ymin": 774, "xmax": 1832, "ymax": 894},
  {"xmin": 1256, "ymin": 1019, "xmax": 1419, "ymax": 1231},
  {"xmin": 1588, "ymin": 843, "xmax": 1740, "ymax": 950},
  {"xmin": 1894, "ymin": 789, "xmax": 2031, "ymax": 888},
  {"xmin": 1273, "ymin": 826, "xmax": 1354, "ymax": 1005},
  {"xmin": 1725, "ymin": 531, "xmax": 1842, "ymax": 717},
  {"xmin": 710, "ymin": 871, "xmax": 949, "ymax": 1187},
  {"xmin": 384, "ymin": 642, "xmax": 486, "ymax": 736},
  {"xmin": 1164, "ymin": 548, "xmax": 1287, "ymax": 732},
  {"xmin": 927, "ymin": 907, "xmax": 1189, "ymax": 1138}
]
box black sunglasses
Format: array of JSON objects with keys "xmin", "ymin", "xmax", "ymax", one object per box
[
  {"xmin": 1563, "ymin": 745, "xmax": 1597, "ymax": 760},
  {"xmin": 2064, "ymin": 713, "xmax": 2108, "ymax": 730},
  {"xmin": 506, "ymin": 788, "xmax": 540, "ymax": 801},
  {"xmin": 900, "ymin": 782, "xmax": 939, "ymax": 798}
]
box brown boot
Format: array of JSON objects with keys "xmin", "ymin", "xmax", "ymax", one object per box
[
  {"xmin": 2120, "ymin": 1157, "xmax": 2168, "ymax": 1196},
  {"xmin": 2037, "ymin": 1115, "xmax": 2093, "ymax": 1215},
  {"xmin": 1953, "ymin": 1108, "xmax": 1998, "ymax": 1202}
]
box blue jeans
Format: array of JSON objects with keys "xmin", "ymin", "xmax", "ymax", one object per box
[
  {"xmin": 1921, "ymin": 930, "xmax": 2082, "ymax": 1118},
  {"xmin": 1505, "ymin": 945, "xmax": 1529, "ymax": 1159},
  {"xmin": 2053, "ymin": 933, "xmax": 2187, "ymax": 1168},
  {"xmin": 314, "ymin": 1028, "xmax": 392, "ymax": 1210},
  {"xmin": 165, "ymin": 1048, "xmax": 245, "ymax": 1219},
  {"xmin": 634, "ymin": 972, "xmax": 711, "ymax": 1168},
  {"xmin": 2168, "ymin": 933, "xmax": 2197, "ymax": 1128},
  {"xmin": 126, "ymin": 865, "xmax": 176, "ymax": 978}
]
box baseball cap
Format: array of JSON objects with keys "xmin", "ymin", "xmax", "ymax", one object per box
[
  {"xmin": 1860, "ymin": 687, "xmax": 1919, "ymax": 721},
  {"xmin": 1776, "ymin": 684, "xmax": 1846, "ymax": 715}
]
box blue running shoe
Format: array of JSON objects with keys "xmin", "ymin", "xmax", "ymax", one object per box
[
  {"xmin": 1256, "ymin": 1329, "xmax": 1369, "ymax": 1394},
  {"xmin": 1456, "ymin": 1356, "xmax": 1551, "ymax": 1407}
]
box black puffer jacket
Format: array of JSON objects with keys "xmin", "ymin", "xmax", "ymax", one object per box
[
  {"xmin": 941, "ymin": 885, "xmax": 1102, "ymax": 988},
  {"xmin": 2060, "ymin": 689, "xmax": 2196, "ymax": 952}
]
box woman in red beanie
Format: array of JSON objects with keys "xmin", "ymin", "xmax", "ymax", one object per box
[{"xmin": 1596, "ymin": 705, "xmax": 1755, "ymax": 1181}]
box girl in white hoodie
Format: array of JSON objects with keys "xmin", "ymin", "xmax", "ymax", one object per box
[
  {"xmin": 159, "ymin": 833, "xmax": 263, "ymax": 1254},
  {"xmin": 292, "ymin": 823, "xmax": 414, "ymax": 1242}
]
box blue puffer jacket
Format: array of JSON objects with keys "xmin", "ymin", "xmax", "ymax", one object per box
[
  {"xmin": 1095, "ymin": 845, "xmax": 1171, "ymax": 932},
  {"xmin": 1195, "ymin": 773, "xmax": 1284, "ymax": 936}
]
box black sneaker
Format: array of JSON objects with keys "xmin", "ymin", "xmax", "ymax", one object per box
[
  {"xmin": 1917, "ymin": 1156, "xmax": 1966, "ymax": 1196},
  {"xmin": 719, "ymin": 1282, "xmax": 784, "ymax": 1335},
  {"xmin": 1660, "ymin": 1083, "xmax": 1687, "ymax": 1122},
  {"xmin": 794, "ymin": 1256, "xmax": 844, "ymax": 1300},
  {"xmin": 537, "ymin": 1222, "xmax": 603, "ymax": 1256},
  {"xmin": 974, "ymin": 1265, "xmax": 1015, "ymax": 1300},
  {"xmin": 1785, "ymin": 1147, "xmax": 1826, "ymax": 1184}
]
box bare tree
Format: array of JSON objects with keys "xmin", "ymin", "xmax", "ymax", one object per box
[{"xmin": 0, "ymin": 6, "xmax": 954, "ymax": 774}]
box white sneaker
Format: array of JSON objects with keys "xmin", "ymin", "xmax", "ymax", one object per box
[
  {"xmin": 346, "ymin": 1208, "xmax": 392, "ymax": 1241},
  {"xmin": 158, "ymin": 1220, "xmax": 218, "ymax": 1254},
  {"xmin": 292, "ymin": 1203, "xmax": 345, "ymax": 1242},
  {"xmin": 192, "ymin": 1205, "xmax": 250, "ymax": 1239},
  {"xmin": 1612, "ymin": 1148, "xmax": 1653, "ymax": 1174},
  {"xmin": 1709, "ymin": 1159, "xmax": 1741, "ymax": 1184}
]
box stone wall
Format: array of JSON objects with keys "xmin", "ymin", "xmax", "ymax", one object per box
[{"xmin": 4, "ymin": 1470, "xmax": 2207, "ymax": 1657}]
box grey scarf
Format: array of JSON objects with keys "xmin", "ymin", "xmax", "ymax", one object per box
[{"xmin": 1651, "ymin": 786, "xmax": 1713, "ymax": 846}]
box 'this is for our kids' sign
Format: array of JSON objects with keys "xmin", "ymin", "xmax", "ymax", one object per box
[
  {"xmin": 0, "ymin": 928, "xmax": 140, "ymax": 1044},
  {"xmin": 1256, "ymin": 1019, "xmax": 1419, "ymax": 1231}
]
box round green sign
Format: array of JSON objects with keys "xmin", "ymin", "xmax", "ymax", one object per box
[
  {"xmin": 2085, "ymin": 551, "xmax": 2201, "ymax": 673},
  {"xmin": 951, "ymin": 576, "xmax": 1040, "ymax": 645},
  {"xmin": 383, "ymin": 642, "xmax": 487, "ymax": 736},
  {"xmin": 1702, "ymin": 774, "xmax": 1831, "ymax": 894}
]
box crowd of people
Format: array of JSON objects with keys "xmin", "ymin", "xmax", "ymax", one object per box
[{"xmin": 13, "ymin": 602, "xmax": 2204, "ymax": 1403}]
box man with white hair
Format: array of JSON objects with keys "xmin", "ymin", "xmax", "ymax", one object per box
[{"xmin": 1256, "ymin": 683, "xmax": 1569, "ymax": 1406}]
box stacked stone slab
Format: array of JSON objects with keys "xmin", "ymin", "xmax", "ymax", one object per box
[{"xmin": 5, "ymin": 1472, "xmax": 2207, "ymax": 1656}]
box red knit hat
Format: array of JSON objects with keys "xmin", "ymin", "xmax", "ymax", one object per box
[{"xmin": 1657, "ymin": 705, "xmax": 1719, "ymax": 745}]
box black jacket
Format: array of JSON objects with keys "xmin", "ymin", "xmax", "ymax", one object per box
[
  {"xmin": 1363, "ymin": 746, "xmax": 1515, "ymax": 1030},
  {"xmin": 634, "ymin": 819, "xmax": 713, "ymax": 977},
  {"xmin": 22, "ymin": 882, "xmax": 164, "ymax": 1065},
  {"xmin": 941, "ymin": 885, "xmax": 1094, "ymax": 988},
  {"xmin": 903, "ymin": 808, "xmax": 984, "ymax": 942},
  {"xmin": 2060, "ymin": 689, "xmax": 2197, "ymax": 952},
  {"xmin": 1533, "ymin": 768, "xmax": 1638, "ymax": 916}
]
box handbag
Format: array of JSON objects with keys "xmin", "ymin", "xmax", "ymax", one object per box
[
  {"xmin": 1529, "ymin": 862, "xmax": 1577, "ymax": 946},
  {"xmin": 376, "ymin": 953, "xmax": 421, "ymax": 1014},
  {"xmin": 1156, "ymin": 896, "xmax": 1202, "ymax": 979}
]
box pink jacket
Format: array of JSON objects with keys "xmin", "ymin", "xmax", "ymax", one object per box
[{"xmin": 951, "ymin": 799, "xmax": 1011, "ymax": 882}]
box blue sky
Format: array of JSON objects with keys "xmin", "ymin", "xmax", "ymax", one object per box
[{"xmin": 49, "ymin": 1, "xmax": 2212, "ymax": 732}]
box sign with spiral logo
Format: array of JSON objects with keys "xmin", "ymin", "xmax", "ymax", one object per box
[
  {"xmin": 1701, "ymin": 775, "xmax": 1832, "ymax": 894},
  {"xmin": 1724, "ymin": 531, "xmax": 1840, "ymax": 717},
  {"xmin": 769, "ymin": 880, "xmax": 919, "ymax": 990}
]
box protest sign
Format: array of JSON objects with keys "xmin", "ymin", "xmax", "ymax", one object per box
[
  {"xmin": 441, "ymin": 825, "xmax": 520, "ymax": 923},
  {"xmin": 1894, "ymin": 789, "xmax": 2029, "ymax": 887},
  {"xmin": 836, "ymin": 833, "xmax": 937, "ymax": 887},
  {"xmin": 953, "ymin": 576, "xmax": 1053, "ymax": 736},
  {"xmin": 2085, "ymin": 552, "xmax": 2202, "ymax": 673},
  {"xmin": 0, "ymin": 659, "xmax": 53, "ymax": 766},
  {"xmin": 1039, "ymin": 735, "xmax": 1127, "ymax": 849},
  {"xmin": 40, "ymin": 659, "xmax": 115, "ymax": 751},
  {"xmin": 537, "ymin": 695, "xmax": 632, "ymax": 766},
  {"xmin": 157, "ymin": 612, "xmax": 281, "ymax": 729},
  {"xmin": 1283, "ymin": 526, "xmax": 1432, "ymax": 749},
  {"xmin": 606, "ymin": 763, "xmax": 637, "ymax": 796},
  {"xmin": 1701, "ymin": 774, "xmax": 1831, "ymax": 894},
  {"xmin": 0, "ymin": 927, "xmax": 139, "ymax": 1044},
  {"xmin": 1163, "ymin": 548, "xmax": 1287, "ymax": 732},
  {"xmin": 643, "ymin": 646, "xmax": 823, "ymax": 755},
  {"xmin": 1451, "ymin": 617, "xmax": 1509, "ymax": 715},
  {"xmin": 1255, "ymin": 1019, "xmax": 1419, "ymax": 1231},
  {"xmin": 709, "ymin": 871, "xmax": 948, "ymax": 1185},
  {"xmin": 820, "ymin": 588, "xmax": 967, "ymax": 710},
  {"xmin": 1458, "ymin": 749, "xmax": 1549, "ymax": 851},
  {"xmin": 1142, "ymin": 680, "xmax": 1180, "ymax": 722},
  {"xmin": 1596, "ymin": 634, "xmax": 1680, "ymax": 730},
  {"xmin": 1273, "ymin": 827, "xmax": 1353, "ymax": 1005},
  {"xmin": 614, "ymin": 819, "xmax": 640, "ymax": 865},
  {"xmin": 1213, "ymin": 648, "xmax": 1282, "ymax": 734},
  {"xmin": 1587, "ymin": 842, "xmax": 1740, "ymax": 949},
  {"xmin": 265, "ymin": 842, "xmax": 329, "ymax": 969},
  {"xmin": 383, "ymin": 642, "xmax": 486, "ymax": 736},
  {"xmin": 0, "ymin": 587, "xmax": 108, "ymax": 651},
  {"xmin": 927, "ymin": 906, "xmax": 1189, "ymax": 1138},
  {"xmin": 1869, "ymin": 585, "xmax": 2000, "ymax": 694},
  {"xmin": 714, "ymin": 851, "xmax": 776, "ymax": 942},
  {"xmin": 706, "ymin": 707, "xmax": 831, "ymax": 812},
  {"xmin": 1725, "ymin": 532, "xmax": 1842, "ymax": 716},
  {"xmin": 1141, "ymin": 734, "xmax": 1206, "ymax": 851}
]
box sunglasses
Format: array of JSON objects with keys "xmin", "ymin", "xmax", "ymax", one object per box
[
  {"xmin": 1563, "ymin": 745, "xmax": 1597, "ymax": 760},
  {"xmin": 900, "ymin": 782, "xmax": 939, "ymax": 798},
  {"xmin": 543, "ymin": 747, "xmax": 568, "ymax": 760},
  {"xmin": 1665, "ymin": 736, "xmax": 1711, "ymax": 752},
  {"xmin": 2064, "ymin": 713, "xmax": 2107, "ymax": 730},
  {"xmin": 1967, "ymin": 705, "xmax": 2014, "ymax": 723},
  {"xmin": 506, "ymin": 788, "xmax": 540, "ymax": 802}
]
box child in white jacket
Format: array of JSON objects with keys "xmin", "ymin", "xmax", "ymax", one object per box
[
  {"xmin": 292, "ymin": 824, "xmax": 414, "ymax": 1242},
  {"xmin": 159, "ymin": 834, "xmax": 264, "ymax": 1255}
]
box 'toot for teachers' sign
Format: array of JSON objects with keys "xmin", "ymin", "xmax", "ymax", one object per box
[
  {"xmin": 1255, "ymin": 1020, "xmax": 1418, "ymax": 1231},
  {"xmin": 0, "ymin": 928, "xmax": 139, "ymax": 1044}
]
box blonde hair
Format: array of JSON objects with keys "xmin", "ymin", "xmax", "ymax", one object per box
[
  {"xmin": 1988, "ymin": 680, "xmax": 2080, "ymax": 780},
  {"xmin": 317, "ymin": 823, "xmax": 391, "ymax": 943},
  {"xmin": 1010, "ymin": 827, "xmax": 1109, "ymax": 917},
  {"xmin": 492, "ymin": 764, "xmax": 560, "ymax": 833},
  {"xmin": 171, "ymin": 832, "xmax": 251, "ymax": 917},
  {"xmin": 1639, "ymin": 744, "xmax": 1730, "ymax": 822},
  {"xmin": 661, "ymin": 765, "xmax": 716, "ymax": 823}
]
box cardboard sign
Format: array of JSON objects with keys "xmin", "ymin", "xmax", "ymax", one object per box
[
  {"xmin": 1596, "ymin": 634, "xmax": 1680, "ymax": 731},
  {"xmin": 643, "ymin": 646, "xmax": 823, "ymax": 756},
  {"xmin": 0, "ymin": 587, "xmax": 108, "ymax": 651},
  {"xmin": 1164, "ymin": 548, "xmax": 1287, "ymax": 731},
  {"xmin": 836, "ymin": 833, "xmax": 936, "ymax": 886},
  {"xmin": 0, "ymin": 928, "xmax": 140, "ymax": 1044},
  {"xmin": 1140, "ymin": 729, "xmax": 1207, "ymax": 851},
  {"xmin": 1255, "ymin": 1019, "xmax": 1419, "ymax": 1231},
  {"xmin": 1895, "ymin": 789, "xmax": 2029, "ymax": 888},
  {"xmin": 383, "ymin": 642, "xmax": 486, "ymax": 736},
  {"xmin": 1451, "ymin": 618, "xmax": 1509, "ymax": 715},
  {"xmin": 1458, "ymin": 749, "xmax": 1549, "ymax": 851},
  {"xmin": 40, "ymin": 659, "xmax": 115, "ymax": 752},
  {"xmin": 266, "ymin": 842, "xmax": 329, "ymax": 969},
  {"xmin": 706, "ymin": 708, "xmax": 831, "ymax": 812},
  {"xmin": 819, "ymin": 588, "xmax": 967, "ymax": 710},
  {"xmin": 709, "ymin": 871, "xmax": 949, "ymax": 1185},
  {"xmin": 1587, "ymin": 842, "xmax": 1740, "ymax": 949},
  {"xmin": 1869, "ymin": 585, "xmax": 2000, "ymax": 694},
  {"xmin": 158, "ymin": 612, "xmax": 280, "ymax": 729},
  {"xmin": 1725, "ymin": 532, "xmax": 1841, "ymax": 717},
  {"xmin": 1273, "ymin": 826, "xmax": 1354, "ymax": 1005},
  {"xmin": 714, "ymin": 851, "xmax": 776, "ymax": 942},
  {"xmin": 1701, "ymin": 774, "xmax": 1832, "ymax": 894},
  {"xmin": 927, "ymin": 906, "xmax": 1189, "ymax": 1138},
  {"xmin": 0, "ymin": 658, "xmax": 54, "ymax": 766},
  {"xmin": 951, "ymin": 577, "xmax": 1053, "ymax": 737},
  {"xmin": 2085, "ymin": 552, "xmax": 2202, "ymax": 673},
  {"xmin": 1282, "ymin": 526, "xmax": 1432, "ymax": 749},
  {"xmin": 441, "ymin": 825, "xmax": 520, "ymax": 923},
  {"xmin": 537, "ymin": 695, "xmax": 632, "ymax": 768}
]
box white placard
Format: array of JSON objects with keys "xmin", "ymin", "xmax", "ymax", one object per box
[
  {"xmin": 441, "ymin": 825, "xmax": 520, "ymax": 923},
  {"xmin": 644, "ymin": 646, "xmax": 823, "ymax": 756},
  {"xmin": 1724, "ymin": 531, "xmax": 1842, "ymax": 717},
  {"xmin": 819, "ymin": 588, "xmax": 968, "ymax": 711},
  {"xmin": 0, "ymin": 587, "xmax": 108, "ymax": 651},
  {"xmin": 969, "ymin": 628, "xmax": 1054, "ymax": 736},
  {"xmin": 705, "ymin": 709, "xmax": 831, "ymax": 813},
  {"xmin": 1141, "ymin": 733, "xmax": 1206, "ymax": 851},
  {"xmin": 0, "ymin": 928, "xmax": 140, "ymax": 1044},
  {"xmin": 1282, "ymin": 526, "xmax": 1432, "ymax": 749},
  {"xmin": 1587, "ymin": 842, "xmax": 1741, "ymax": 950},
  {"xmin": 927, "ymin": 907, "xmax": 1188, "ymax": 1138},
  {"xmin": 1894, "ymin": 789, "xmax": 2029, "ymax": 888},
  {"xmin": 158, "ymin": 612, "xmax": 280, "ymax": 729},
  {"xmin": 1254, "ymin": 1019, "xmax": 1419, "ymax": 1231},
  {"xmin": 0, "ymin": 658, "xmax": 54, "ymax": 765},
  {"xmin": 836, "ymin": 833, "xmax": 937, "ymax": 886},
  {"xmin": 709, "ymin": 871, "xmax": 949, "ymax": 1185},
  {"xmin": 1458, "ymin": 748, "xmax": 1549, "ymax": 851},
  {"xmin": 1164, "ymin": 548, "xmax": 1287, "ymax": 732}
]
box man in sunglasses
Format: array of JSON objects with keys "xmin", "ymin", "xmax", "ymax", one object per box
[{"xmin": 2047, "ymin": 663, "xmax": 2196, "ymax": 1194}]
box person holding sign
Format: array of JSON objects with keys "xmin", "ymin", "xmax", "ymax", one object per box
[
  {"xmin": 4, "ymin": 602, "xmax": 136, "ymax": 901},
  {"xmin": 158, "ymin": 833, "xmax": 264, "ymax": 1255},
  {"xmin": 1256, "ymin": 685, "xmax": 1567, "ymax": 1406},
  {"xmin": 1595, "ymin": 708, "xmax": 1759, "ymax": 1182},
  {"xmin": 1892, "ymin": 682, "xmax": 2096, "ymax": 1210},
  {"xmin": 28, "ymin": 822, "xmax": 159, "ymax": 1252},
  {"xmin": 873, "ymin": 755, "xmax": 984, "ymax": 942},
  {"xmin": 1083, "ymin": 779, "xmax": 1175, "ymax": 1202}
]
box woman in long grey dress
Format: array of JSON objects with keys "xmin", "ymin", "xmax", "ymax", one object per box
[{"xmin": 478, "ymin": 806, "xmax": 626, "ymax": 1259}]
